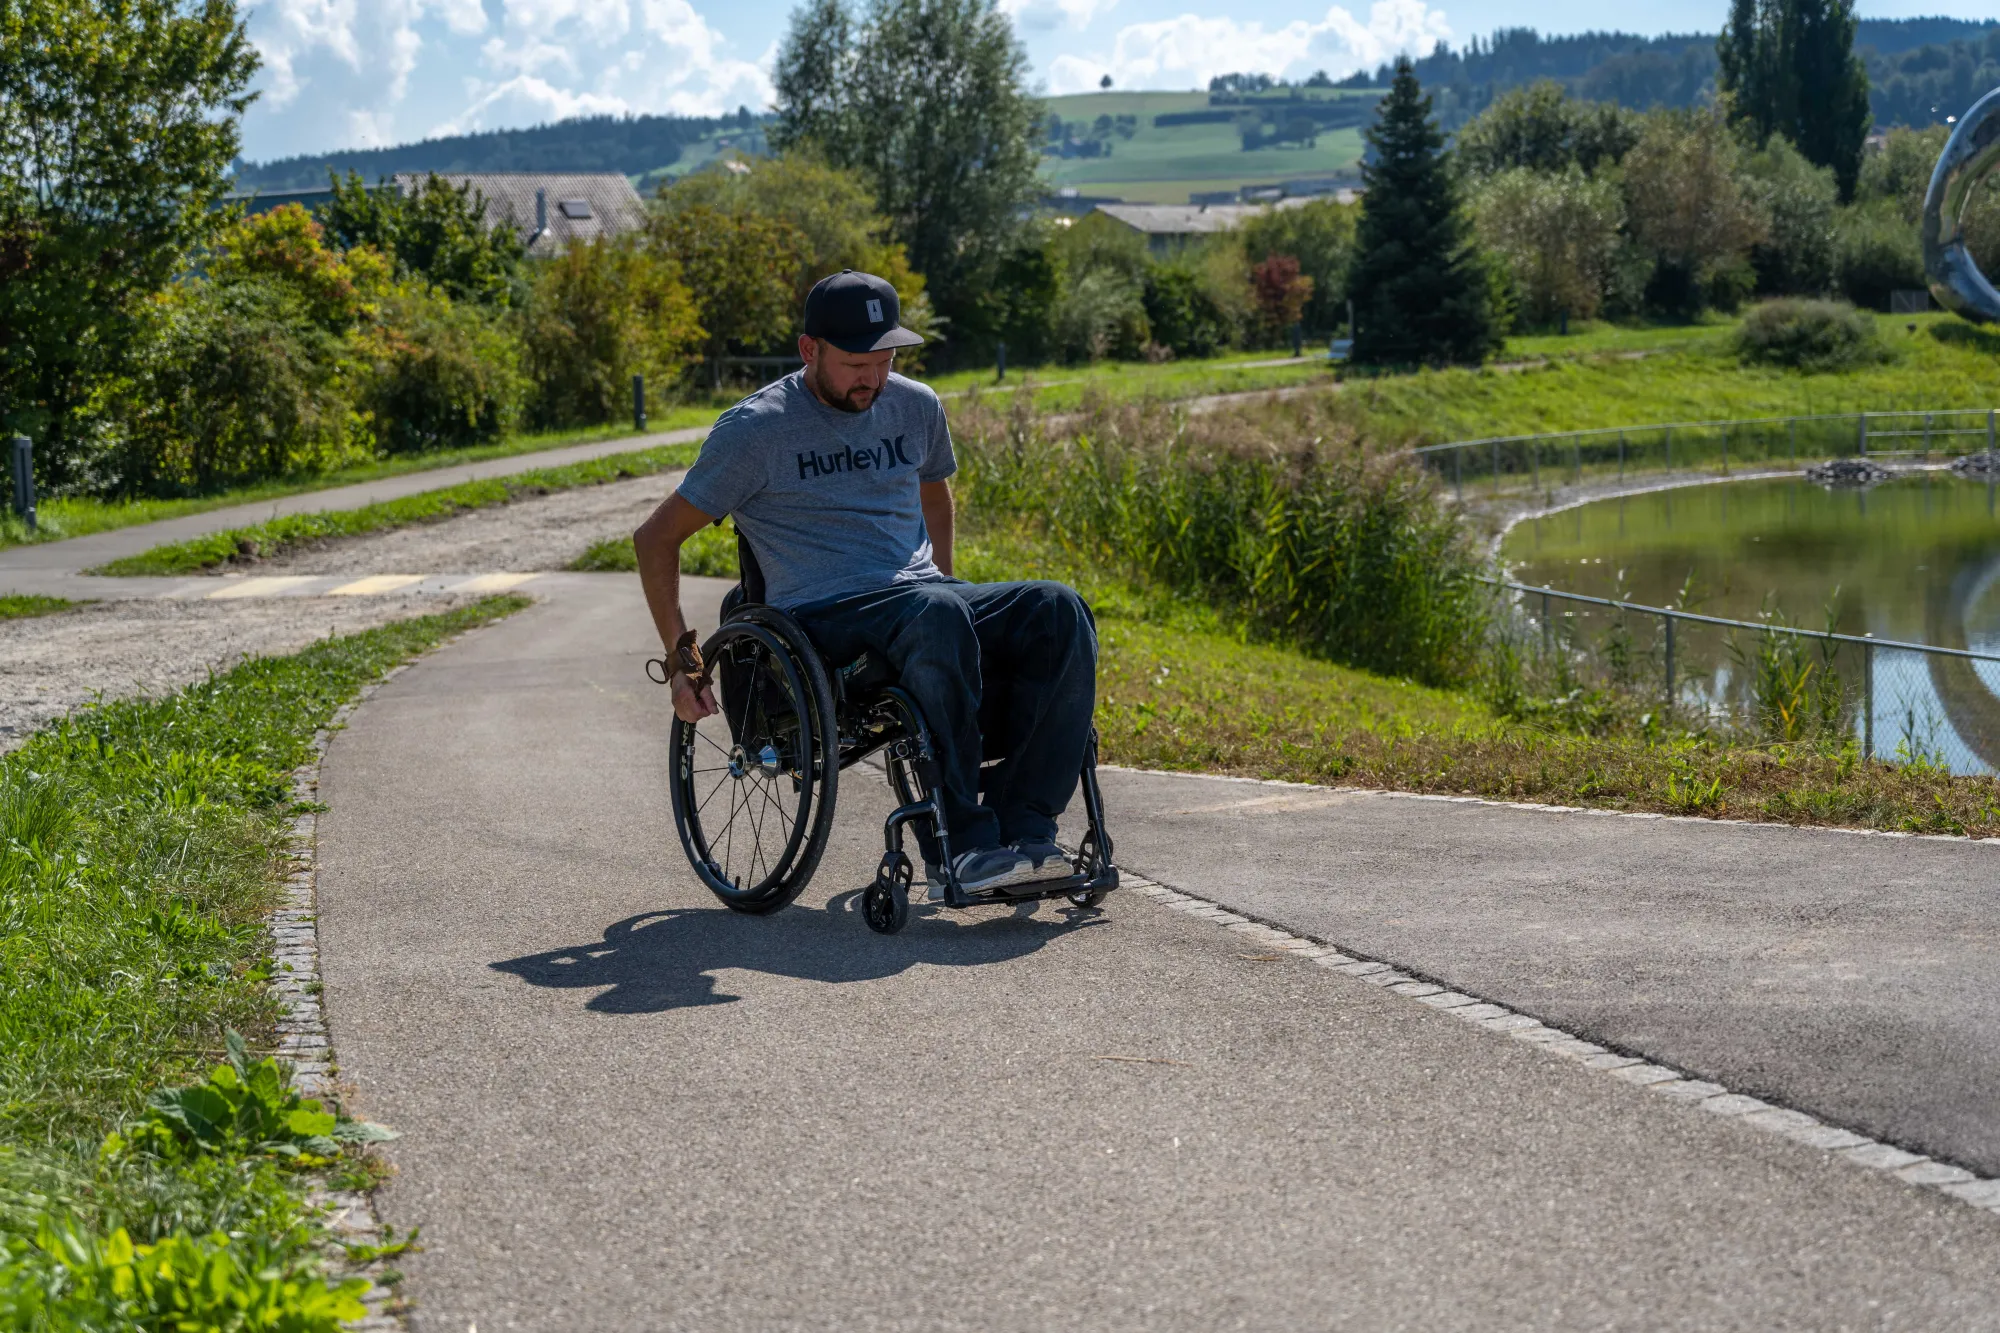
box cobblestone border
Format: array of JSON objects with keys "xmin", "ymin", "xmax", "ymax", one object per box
[
  {"xmin": 1120, "ymin": 868, "xmax": 2000, "ymax": 1218},
  {"xmin": 273, "ymin": 664, "xmax": 417, "ymax": 1332}
]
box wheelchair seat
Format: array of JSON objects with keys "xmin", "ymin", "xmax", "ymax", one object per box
[{"xmin": 662, "ymin": 525, "xmax": 1118, "ymax": 934}]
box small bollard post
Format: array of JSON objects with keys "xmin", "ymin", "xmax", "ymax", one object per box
[
  {"xmin": 1862, "ymin": 635, "xmax": 1875, "ymax": 761},
  {"xmin": 1289, "ymin": 323, "xmax": 1303, "ymax": 358},
  {"xmin": 632, "ymin": 374, "xmax": 647, "ymax": 432},
  {"xmin": 1662, "ymin": 612, "xmax": 1676, "ymax": 713},
  {"xmin": 996, "ymin": 340, "xmax": 1007, "ymax": 383},
  {"xmin": 8, "ymin": 435, "xmax": 33, "ymax": 533}
]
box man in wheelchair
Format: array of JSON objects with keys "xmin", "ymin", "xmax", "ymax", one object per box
[{"xmin": 633, "ymin": 269, "xmax": 1099, "ymax": 899}]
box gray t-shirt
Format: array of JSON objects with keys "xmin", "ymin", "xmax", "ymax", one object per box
[{"xmin": 675, "ymin": 371, "xmax": 956, "ymax": 610}]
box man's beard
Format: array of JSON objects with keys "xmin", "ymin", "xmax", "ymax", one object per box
[{"xmin": 810, "ymin": 361, "xmax": 875, "ymax": 413}]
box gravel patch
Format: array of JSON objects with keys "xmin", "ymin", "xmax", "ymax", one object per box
[
  {"xmin": 250, "ymin": 473, "xmax": 677, "ymax": 576},
  {"xmin": 0, "ymin": 593, "xmax": 482, "ymax": 753}
]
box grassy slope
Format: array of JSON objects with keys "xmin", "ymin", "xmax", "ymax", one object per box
[
  {"xmin": 0, "ymin": 596, "xmax": 527, "ymax": 1319},
  {"xmin": 1343, "ymin": 313, "xmax": 2000, "ymax": 445},
  {"xmin": 97, "ymin": 442, "xmax": 698, "ymax": 576}
]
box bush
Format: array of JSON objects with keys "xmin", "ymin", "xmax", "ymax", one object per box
[
  {"xmin": 520, "ymin": 237, "xmax": 703, "ymax": 428},
  {"xmin": 1743, "ymin": 139, "xmax": 1837, "ymax": 297},
  {"xmin": 1834, "ymin": 203, "xmax": 1924, "ymax": 311},
  {"xmin": 1734, "ymin": 298, "xmax": 1888, "ymax": 371},
  {"xmin": 1142, "ymin": 264, "xmax": 1230, "ymax": 359},
  {"xmin": 1470, "ymin": 166, "xmax": 1624, "ymax": 326},
  {"xmin": 359, "ymin": 286, "xmax": 524, "ymax": 454},
  {"xmin": 1051, "ymin": 269, "xmax": 1149, "ymax": 363}
]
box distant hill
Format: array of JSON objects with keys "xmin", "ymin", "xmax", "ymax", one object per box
[{"xmin": 232, "ymin": 111, "xmax": 773, "ymax": 194}]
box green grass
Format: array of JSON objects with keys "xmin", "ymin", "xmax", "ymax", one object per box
[
  {"xmin": 0, "ymin": 412, "xmax": 718, "ymax": 554},
  {"xmin": 97, "ymin": 442, "xmax": 700, "ymax": 576},
  {"xmin": 0, "ymin": 595, "xmax": 75, "ymax": 620},
  {"xmin": 1499, "ymin": 313, "xmax": 1742, "ymax": 360},
  {"xmin": 0, "ymin": 594, "xmax": 528, "ymax": 1327},
  {"xmin": 569, "ymin": 516, "xmax": 738, "ymax": 575},
  {"xmin": 1337, "ymin": 313, "xmax": 2000, "ymax": 445},
  {"xmin": 957, "ymin": 517, "xmax": 2000, "ymax": 837}
]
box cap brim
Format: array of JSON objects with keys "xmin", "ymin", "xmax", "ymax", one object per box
[{"xmin": 825, "ymin": 327, "xmax": 926, "ymax": 353}]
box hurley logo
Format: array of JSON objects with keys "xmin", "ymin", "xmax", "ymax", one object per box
[
  {"xmin": 796, "ymin": 436, "xmax": 914, "ymax": 479},
  {"xmin": 866, "ymin": 298, "xmax": 884, "ymax": 323}
]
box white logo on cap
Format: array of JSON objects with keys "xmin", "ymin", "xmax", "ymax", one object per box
[{"xmin": 866, "ymin": 298, "xmax": 884, "ymax": 323}]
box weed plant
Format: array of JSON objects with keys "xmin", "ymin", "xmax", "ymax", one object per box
[
  {"xmin": 0, "ymin": 597, "xmax": 73, "ymax": 621},
  {"xmin": 953, "ymin": 391, "xmax": 1489, "ymax": 686},
  {"xmin": 98, "ymin": 444, "xmax": 699, "ymax": 576},
  {"xmin": 0, "ymin": 596, "xmax": 526, "ymax": 1327},
  {"xmin": 569, "ymin": 517, "xmax": 738, "ymax": 576}
]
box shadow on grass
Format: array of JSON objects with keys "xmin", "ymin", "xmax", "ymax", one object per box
[
  {"xmin": 1929, "ymin": 321, "xmax": 2000, "ymax": 355},
  {"xmin": 491, "ymin": 893, "xmax": 1103, "ymax": 1014}
]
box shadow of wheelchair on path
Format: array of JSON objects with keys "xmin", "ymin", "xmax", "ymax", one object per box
[{"xmin": 491, "ymin": 891, "xmax": 1104, "ymax": 1015}]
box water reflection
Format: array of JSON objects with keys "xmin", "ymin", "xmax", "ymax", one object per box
[{"xmin": 1502, "ymin": 473, "xmax": 2000, "ymax": 774}]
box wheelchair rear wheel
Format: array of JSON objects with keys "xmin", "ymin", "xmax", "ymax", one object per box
[{"xmin": 669, "ymin": 618, "xmax": 837, "ymax": 914}]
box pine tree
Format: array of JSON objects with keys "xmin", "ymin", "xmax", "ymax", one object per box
[{"xmin": 1345, "ymin": 59, "xmax": 1499, "ymax": 367}]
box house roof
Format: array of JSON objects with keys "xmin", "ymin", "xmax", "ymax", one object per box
[
  {"xmin": 1093, "ymin": 198, "xmax": 1336, "ymax": 237},
  {"xmin": 393, "ymin": 172, "xmax": 648, "ymax": 255}
]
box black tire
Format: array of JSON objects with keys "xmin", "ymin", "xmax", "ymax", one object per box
[
  {"xmin": 863, "ymin": 853, "xmax": 912, "ymax": 934},
  {"xmin": 670, "ymin": 618, "xmax": 838, "ymax": 914}
]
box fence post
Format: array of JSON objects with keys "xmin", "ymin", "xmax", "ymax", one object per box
[
  {"xmin": 1541, "ymin": 589, "xmax": 1552, "ymax": 654},
  {"xmin": 1662, "ymin": 612, "xmax": 1675, "ymax": 713},
  {"xmin": 1532, "ymin": 439, "xmax": 1540, "ymax": 495},
  {"xmin": 632, "ymin": 374, "xmax": 647, "ymax": 432},
  {"xmin": 1453, "ymin": 447, "xmax": 1462, "ymax": 503},
  {"xmin": 1862, "ymin": 635, "xmax": 1875, "ymax": 761},
  {"xmin": 1491, "ymin": 439, "xmax": 1500, "ymax": 496},
  {"xmin": 1722, "ymin": 425, "xmax": 1729, "ymax": 476},
  {"xmin": 1618, "ymin": 430, "xmax": 1626, "ymax": 482},
  {"xmin": 1665, "ymin": 426, "xmax": 1673, "ymax": 472},
  {"xmin": 8, "ymin": 435, "xmax": 33, "ymax": 532},
  {"xmin": 1789, "ymin": 417, "xmax": 1797, "ymax": 469},
  {"xmin": 1572, "ymin": 437, "xmax": 1581, "ymax": 486},
  {"xmin": 1923, "ymin": 411, "xmax": 1932, "ymax": 459},
  {"xmin": 1858, "ymin": 414, "xmax": 1868, "ymax": 458}
]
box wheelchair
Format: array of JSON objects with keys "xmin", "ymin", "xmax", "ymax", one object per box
[{"xmin": 655, "ymin": 535, "xmax": 1119, "ymax": 935}]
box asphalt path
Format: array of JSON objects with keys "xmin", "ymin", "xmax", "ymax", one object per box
[
  {"xmin": 0, "ymin": 425, "xmax": 705, "ymax": 586},
  {"xmin": 316, "ymin": 575, "xmax": 2000, "ymax": 1331}
]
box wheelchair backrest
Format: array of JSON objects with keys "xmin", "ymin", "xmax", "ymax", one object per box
[{"xmin": 735, "ymin": 527, "xmax": 767, "ymax": 605}]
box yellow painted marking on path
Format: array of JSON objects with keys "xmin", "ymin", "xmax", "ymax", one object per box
[
  {"xmin": 204, "ymin": 576, "xmax": 320, "ymax": 600},
  {"xmin": 449, "ymin": 573, "xmax": 537, "ymax": 593},
  {"xmin": 328, "ymin": 575, "xmax": 425, "ymax": 596}
]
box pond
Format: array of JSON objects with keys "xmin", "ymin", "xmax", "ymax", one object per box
[{"xmin": 1499, "ymin": 471, "xmax": 2000, "ymax": 773}]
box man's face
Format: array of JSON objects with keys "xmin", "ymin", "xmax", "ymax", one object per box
[{"xmin": 800, "ymin": 336, "xmax": 894, "ymax": 413}]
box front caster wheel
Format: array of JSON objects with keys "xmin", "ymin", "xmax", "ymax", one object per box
[{"xmin": 863, "ymin": 853, "xmax": 911, "ymax": 934}]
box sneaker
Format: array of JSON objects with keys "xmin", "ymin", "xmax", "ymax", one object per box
[
  {"xmin": 937, "ymin": 846, "xmax": 1033, "ymax": 897},
  {"xmin": 1013, "ymin": 838, "xmax": 1073, "ymax": 881}
]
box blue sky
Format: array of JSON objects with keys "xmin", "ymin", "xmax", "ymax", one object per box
[{"xmin": 236, "ymin": 0, "xmax": 1995, "ymax": 162}]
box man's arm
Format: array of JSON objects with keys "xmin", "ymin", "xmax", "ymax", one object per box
[
  {"xmin": 634, "ymin": 490, "xmax": 721, "ymax": 723},
  {"xmin": 920, "ymin": 479, "xmax": 954, "ymax": 577}
]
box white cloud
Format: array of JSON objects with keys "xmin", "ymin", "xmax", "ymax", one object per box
[
  {"xmin": 1000, "ymin": 0, "xmax": 1119, "ymax": 35},
  {"xmin": 241, "ymin": 0, "xmax": 772, "ymax": 160},
  {"xmin": 1051, "ymin": 0, "xmax": 1449, "ymax": 93}
]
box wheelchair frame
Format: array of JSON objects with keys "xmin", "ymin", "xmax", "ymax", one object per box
[{"xmin": 663, "ymin": 539, "xmax": 1119, "ymax": 935}]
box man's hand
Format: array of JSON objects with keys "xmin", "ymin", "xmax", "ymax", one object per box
[{"xmin": 672, "ymin": 674, "xmax": 719, "ymax": 724}]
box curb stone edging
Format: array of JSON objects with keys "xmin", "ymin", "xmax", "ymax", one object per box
[
  {"xmin": 275, "ymin": 663, "xmax": 417, "ymax": 1332},
  {"xmin": 1116, "ymin": 868, "xmax": 2000, "ymax": 1222}
]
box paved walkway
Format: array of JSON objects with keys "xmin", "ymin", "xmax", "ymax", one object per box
[
  {"xmin": 0, "ymin": 425, "xmax": 705, "ymax": 595},
  {"xmin": 315, "ymin": 576, "xmax": 2000, "ymax": 1331}
]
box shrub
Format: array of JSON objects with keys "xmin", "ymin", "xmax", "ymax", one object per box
[
  {"xmin": 519, "ymin": 237, "xmax": 703, "ymax": 428},
  {"xmin": 1470, "ymin": 165, "xmax": 1624, "ymax": 326},
  {"xmin": 1051, "ymin": 269, "xmax": 1149, "ymax": 363},
  {"xmin": 1834, "ymin": 203, "xmax": 1924, "ymax": 311},
  {"xmin": 1141, "ymin": 263, "xmax": 1230, "ymax": 359},
  {"xmin": 359, "ymin": 286, "xmax": 524, "ymax": 454},
  {"xmin": 1734, "ymin": 298, "xmax": 1888, "ymax": 371}
]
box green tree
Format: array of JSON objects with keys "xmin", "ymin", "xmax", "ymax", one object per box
[
  {"xmin": 769, "ymin": 0, "xmax": 1041, "ymax": 344},
  {"xmin": 1742, "ymin": 138, "xmax": 1836, "ymax": 295},
  {"xmin": 520, "ymin": 237, "xmax": 703, "ymax": 428},
  {"xmin": 1345, "ymin": 59, "xmax": 1498, "ymax": 367},
  {"xmin": 1471, "ymin": 166, "xmax": 1625, "ymax": 325},
  {"xmin": 648, "ymin": 204, "xmax": 806, "ymax": 362},
  {"xmin": 1717, "ymin": 0, "xmax": 1870, "ymax": 201},
  {"xmin": 1621, "ymin": 109, "xmax": 1768, "ymax": 317},
  {"xmin": 1454, "ymin": 82, "xmax": 1641, "ymax": 179},
  {"xmin": 321, "ymin": 172, "xmax": 524, "ymax": 306},
  {"xmin": 0, "ymin": 0, "xmax": 259, "ymax": 486}
]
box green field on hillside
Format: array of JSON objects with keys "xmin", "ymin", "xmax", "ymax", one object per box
[{"xmin": 1038, "ymin": 89, "xmax": 1370, "ymax": 204}]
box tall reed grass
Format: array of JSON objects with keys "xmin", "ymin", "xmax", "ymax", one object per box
[{"xmin": 952, "ymin": 391, "xmax": 1490, "ymax": 687}]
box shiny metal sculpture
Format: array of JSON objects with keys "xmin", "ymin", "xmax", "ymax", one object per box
[{"xmin": 1924, "ymin": 85, "xmax": 2000, "ymax": 324}]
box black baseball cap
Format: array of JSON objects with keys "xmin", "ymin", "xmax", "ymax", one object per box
[{"xmin": 802, "ymin": 269, "xmax": 925, "ymax": 353}]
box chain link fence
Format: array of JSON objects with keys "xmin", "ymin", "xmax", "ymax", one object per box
[{"xmin": 1494, "ymin": 580, "xmax": 2000, "ymax": 776}]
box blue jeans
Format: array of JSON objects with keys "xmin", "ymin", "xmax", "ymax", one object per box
[{"xmin": 794, "ymin": 579, "xmax": 1098, "ymax": 855}]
